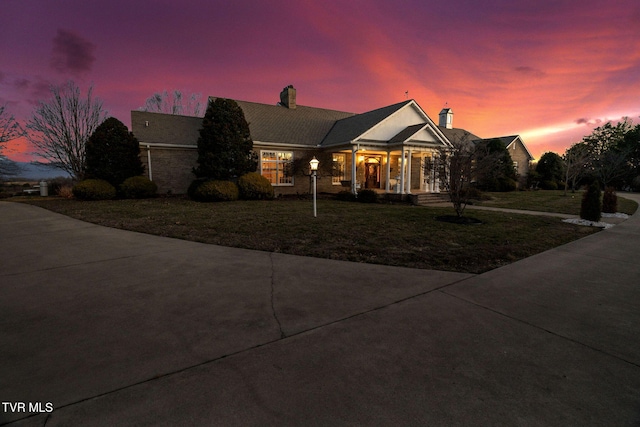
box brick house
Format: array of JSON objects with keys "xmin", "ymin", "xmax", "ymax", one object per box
[{"xmin": 131, "ymin": 86, "xmax": 533, "ymax": 195}]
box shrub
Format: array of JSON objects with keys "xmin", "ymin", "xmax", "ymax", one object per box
[
  {"xmin": 192, "ymin": 180, "xmax": 239, "ymax": 202},
  {"xmin": 48, "ymin": 177, "xmax": 75, "ymax": 195},
  {"xmin": 237, "ymin": 172, "xmax": 274, "ymax": 200},
  {"xmin": 357, "ymin": 189, "xmax": 378, "ymax": 203},
  {"xmin": 580, "ymin": 182, "xmax": 601, "ymax": 222},
  {"xmin": 540, "ymin": 180, "xmax": 558, "ymax": 190},
  {"xmin": 57, "ymin": 185, "xmax": 74, "ymax": 199},
  {"xmin": 464, "ymin": 186, "xmax": 484, "ymax": 200},
  {"xmin": 120, "ymin": 176, "xmax": 158, "ymax": 199},
  {"xmin": 188, "ymin": 179, "xmax": 206, "ymax": 200},
  {"xmin": 85, "ymin": 117, "xmax": 144, "ymax": 187},
  {"xmin": 602, "ymin": 186, "xmax": 618, "ymax": 213},
  {"xmin": 72, "ymin": 179, "xmax": 116, "ymax": 201},
  {"xmin": 497, "ymin": 177, "xmax": 517, "ymax": 192},
  {"xmin": 336, "ymin": 190, "xmax": 356, "ymax": 202}
]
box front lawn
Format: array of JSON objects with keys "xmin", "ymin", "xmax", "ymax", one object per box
[
  {"xmin": 16, "ymin": 197, "xmax": 601, "ymax": 274},
  {"xmin": 475, "ymin": 190, "xmax": 638, "ymax": 215}
]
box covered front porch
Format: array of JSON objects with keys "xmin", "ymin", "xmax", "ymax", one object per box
[{"xmin": 334, "ymin": 146, "xmax": 442, "ymax": 195}]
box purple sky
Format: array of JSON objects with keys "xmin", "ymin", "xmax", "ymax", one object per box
[{"xmin": 2, "ymin": 0, "xmax": 639, "ymax": 162}]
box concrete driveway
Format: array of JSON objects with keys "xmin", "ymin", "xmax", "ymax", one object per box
[{"xmin": 1, "ymin": 196, "xmax": 639, "ymax": 426}]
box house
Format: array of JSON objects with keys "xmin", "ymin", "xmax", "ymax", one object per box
[
  {"xmin": 131, "ymin": 85, "xmax": 533, "ymax": 195},
  {"xmin": 481, "ymin": 135, "xmax": 535, "ymax": 186}
]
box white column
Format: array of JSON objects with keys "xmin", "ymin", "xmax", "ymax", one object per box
[
  {"xmin": 146, "ymin": 144, "xmax": 153, "ymax": 181},
  {"xmin": 385, "ymin": 150, "xmax": 391, "ymax": 193},
  {"xmin": 351, "ymin": 146, "xmax": 357, "ymax": 195},
  {"xmin": 406, "ymin": 147, "xmax": 412, "ymax": 194},
  {"xmin": 434, "ymin": 153, "xmax": 440, "ymax": 192},
  {"xmin": 399, "ymin": 147, "xmax": 406, "ymax": 194}
]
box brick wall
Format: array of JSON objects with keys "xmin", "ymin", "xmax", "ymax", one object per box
[
  {"xmin": 509, "ymin": 140, "xmax": 532, "ymax": 186},
  {"xmin": 141, "ymin": 146, "xmax": 198, "ymax": 195}
]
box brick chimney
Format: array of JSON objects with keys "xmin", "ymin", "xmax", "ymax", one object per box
[
  {"xmin": 439, "ymin": 107, "xmax": 453, "ymax": 129},
  {"xmin": 280, "ymin": 85, "xmax": 296, "ymax": 109}
]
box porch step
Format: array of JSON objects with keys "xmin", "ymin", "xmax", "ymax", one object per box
[{"xmin": 410, "ymin": 193, "xmax": 450, "ymax": 206}]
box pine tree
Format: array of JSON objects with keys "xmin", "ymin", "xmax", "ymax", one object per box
[
  {"xmin": 193, "ymin": 98, "xmax": 257, "ymax": 180},
  {"xmin": 85, "ymin": 117, "xmax": 144, "ymax": 187}
]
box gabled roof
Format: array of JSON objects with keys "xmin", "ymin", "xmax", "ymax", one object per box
[
  {"xmin": 321, "ymin": 100, "xmax": 413, "ymax": 147},
  {"xmin": 437, "ymin": 126, "xmax": 482, "ymax": 143},
  {"xmin": 484, "ymin": 135, "xmax": 535, "ymax": 160},
  {"xmin": 389, "ymin": 124, "xmax": 428, "ymax": 144},
  {"xmin": 213, "ymin": 98, "xmax": 355, "ymax": 147}
]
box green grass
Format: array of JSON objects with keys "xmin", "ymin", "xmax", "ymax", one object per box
[
  {"xmin": 475, "ymin": 190, "xmax": 638, "ymax": 215},
  {"xmin": 15, "ymin": 196, "xmax": 603, "ymax": 274}
]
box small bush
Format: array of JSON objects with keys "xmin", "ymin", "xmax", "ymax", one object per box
[
  {"xmin": 237, "ymin": 172, "xmax": 274, "ymax": 200},
  {"xmin": 357, "ymin": 189, "xmax": 378, "ymax": 203},
  {"xmin": 336, "ymin": 190, "xmax": 356, "ymax": 202},
  {"xmin": 72, "ymin": 179, "xmax": 116, "ymax": 201},
  {"xmin": 602, "ymin": 186, "xmax": 618, "ymax": 213},
  {"xmin": 57, "ymin": 185, "xmax": 74, "ymax": 199},
  {"xmin": 120, "ymin": 176, "xmax": 158, "ymax": 199},
  {"xmin": 580, "ymin": 182, "xmax": 601, "ymax": 222},
  {"xmin": 48, "ymin": 177, "xmax": 75, "ymax": 195},
  {"xmin": 540, "ymin": 180, "xmax": 558, "ymax": 190},
  {"xmin": 464, "ymin": 187, "xmax": 484, "ymax": 200},
  {"xmin": 188, "ymin": 179, "xmax": 206, "ymax": 200},
  {"xmin": 192, "ymin": 180, "xmax": 239, "ymax": 202},
  {"xmin": 497, "ymin": 177, "xmax": 517, "ymax": 192}
]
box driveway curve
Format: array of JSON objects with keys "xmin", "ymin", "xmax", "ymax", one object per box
[{"xmin": 1, "ymin": 195, "xmax": 639, "ymax": 426}]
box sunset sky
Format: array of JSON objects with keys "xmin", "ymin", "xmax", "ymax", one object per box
[{"xmin": 2, "ymin": 0, "xmax": 639, "ymax": 162}]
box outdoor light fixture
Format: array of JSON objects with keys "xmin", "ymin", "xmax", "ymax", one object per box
[
  {"xmin": 309, "ymin": 156, "xmax": 319, "ymax": 217},
  {"xmin": 309, "ymin": 156, "xmax": 319, "ymax": 172}
]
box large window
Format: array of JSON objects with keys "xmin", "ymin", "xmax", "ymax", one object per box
[
  {"xmin": 332, "ymin": 153, "xmax": 346, "ymax": 185},
  {"xmin": 261, "ymin": 151, "xmax": 293, "ymax": 185}
]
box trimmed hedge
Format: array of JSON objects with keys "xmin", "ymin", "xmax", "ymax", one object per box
[
  {"xmin": 120, "ymin": 176, "xmax": 157, "ymax": 199},
  {"xmin": 238, "ymin": 172, "xmax": 274, "ymax": 200},
  {"xmin": 72, "ymin": 179, "xmax": 116, "ymax": 201},
  {"xmin": 192, "ymin": 180, "xmax": 239, "ymax": 202}
]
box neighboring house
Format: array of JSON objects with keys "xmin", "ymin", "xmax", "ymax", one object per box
[
  {"xmin": 483, "ymin": 135, "xmax": 535, "ymax": 186},
  {"xmin": 131, "ymin": 85, "xmax": 533, "ymax": 195}
]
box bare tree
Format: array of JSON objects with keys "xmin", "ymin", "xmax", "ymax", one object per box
[
  {"xmin": 0, "ymin": 104, "xmax": 22, "ymax": 146},
  {"xmin": 424, "ymin": 135, "xmax": 502, "ymax": 217},
  {"xmin": 26, "ymin": 81, "xmax": 106, "ymax": 180},
  {"xmin": 563, "ymin": 142, "xmax": 589, "ymax": 194},
  {"xmin": 141, "ymin": 90, "xmax": 204, "ymax": 117},
  {"xmin": 0, "ymin": 104, "xmax": 24, "ymax": 178}
]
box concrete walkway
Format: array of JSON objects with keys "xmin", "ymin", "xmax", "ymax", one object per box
[{"xmin": 1, "ymin": 196, "xmax": 639, "ymax": 426}]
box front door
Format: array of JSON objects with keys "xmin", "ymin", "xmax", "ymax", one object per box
[{"xmin": 365, "ymin": 160, "xmax": 380, "ymax": 189}]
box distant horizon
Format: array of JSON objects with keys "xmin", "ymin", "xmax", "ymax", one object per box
[
  {"xmin": 2, "ymin": 1, "xmax": 639, "ymax": 163},
  {"xmin": 1, "ymin": 161, "xmax": 71, "ymax": 181}
]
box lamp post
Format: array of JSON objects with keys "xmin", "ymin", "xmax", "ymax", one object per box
[{"xmin": 309, "ymin": 156, "xmax": 319, "ymax": 217}]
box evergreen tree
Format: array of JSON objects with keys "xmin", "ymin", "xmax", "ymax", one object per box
[
  {"xmin": 536, "ymin": 152, "xmax": 565, "ymax": 185},
  {"xmin": 475, "ymin": 138, "xmax": 518, "ymax": 191},
  {"xmin": 580, "ymin": 182, "xmax": 602, "ymax": 222},
  {"xmin": 193, "ymin": 98, "xmax": 257, "ymax": 180},
  {"xmin": 85, "ymin": 117, "xmax": 144, "ymax": 187}
]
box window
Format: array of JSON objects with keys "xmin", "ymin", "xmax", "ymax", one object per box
[
  {"xmin": 332, "ymin": 153, "xmax": 346, "ymax": 185},
  {"xmin": 513, "ymin": 161, "xmax": 518, "ymax": 171},
  {"xmin": 261, "ymin": 151, "xmax": 293, "ymax": 185}
]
